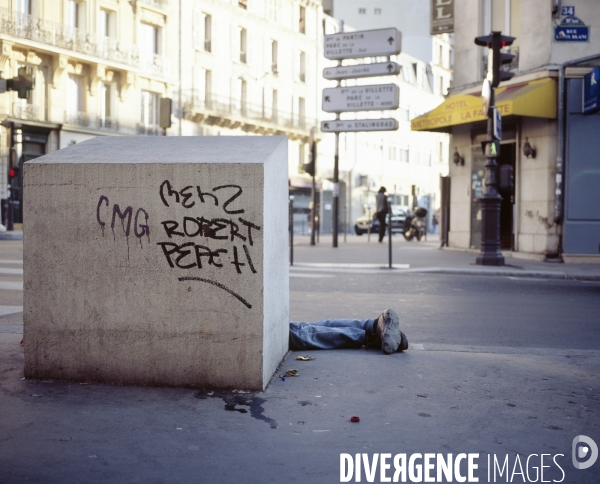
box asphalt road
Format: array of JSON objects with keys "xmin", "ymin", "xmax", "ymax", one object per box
[
  {"xmin": 290, "ymin": 272, "xmax": 600, "ymax": 351},
  {"xmin": 1, "ymin": 240, "xmax": 599, "ymax": 483}
]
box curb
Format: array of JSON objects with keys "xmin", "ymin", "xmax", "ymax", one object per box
[{"xmin": 397, "ymin": 267, "xmax": 600, "ymax": 281}]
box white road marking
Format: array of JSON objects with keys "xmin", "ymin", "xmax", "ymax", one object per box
[
  {"xmin": 290, "ymin": 274, "xmax": 335, "ymax": 278},
  {"xmin": 294, "ymin": 262, "xmax": 410, "ymax": 269},
  {"xmin": 0, "ymin": 305, "xmax": 23, "ymax": 316},
  {"xmin": 0, "ymin": 281, "xmax": 23, "ymax": 290},
  {"xmin": 0, "ymin": 260, "xmax": 23, "ymax": 264},
  {"xmin": 407, "ymin": 342, "xmax": 600, "ymax": 357},
  {"xmin": 0, "ymin": 268, "xmax": 23, "ymax": 275}
]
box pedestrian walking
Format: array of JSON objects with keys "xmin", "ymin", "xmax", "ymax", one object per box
[
  {"xmin": 375, "ymin": 186, "xmax": 388, "ymax": 243},
  {"xmin": 432, "ymin": 213, "xmax": 439, "ymax": 234}
]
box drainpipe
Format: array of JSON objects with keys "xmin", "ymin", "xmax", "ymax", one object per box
[{"xmin": 554, "ymin": 53, "xmax": 600, "ymax": 256}]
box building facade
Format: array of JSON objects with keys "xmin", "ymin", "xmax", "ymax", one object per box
[
  {"xmin": 0, "ymin": 0, "xmax": 175, "ymax": 225},
  {"xmin": 412, "ymin": 0, "xmax": 600, "ymax": 260},
  {"xmin": 315, "ymin": 4, "xmax": 452, "ymax": 235}
]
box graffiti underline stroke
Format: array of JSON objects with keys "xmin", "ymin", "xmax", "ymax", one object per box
[{"xmin": 178, "ymin": 277, "xmax": 252, "ymax": 309}]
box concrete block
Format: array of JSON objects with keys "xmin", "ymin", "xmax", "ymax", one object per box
[{"xmin": 24, "ymin": 136, "xmax": 289, "ymax": 391}]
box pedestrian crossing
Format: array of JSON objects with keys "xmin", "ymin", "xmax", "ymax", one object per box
[{"xmin": 0, "ymin": 253, "xmax": 24, "ymax": 334}]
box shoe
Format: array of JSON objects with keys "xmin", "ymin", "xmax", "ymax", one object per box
[
  {"xmin": 397, "ymin": 330, "xmax": 409, "ymax": 352},
  {"xmin": 376, "ymin": 309, "xmax": 401, "ymax": 354}
]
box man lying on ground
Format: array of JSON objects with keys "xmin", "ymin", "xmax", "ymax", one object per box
[{"xmin": 289, "ymin": 309, "xmax": 408, "ymax": 355}]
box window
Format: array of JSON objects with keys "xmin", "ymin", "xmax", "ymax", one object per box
[
  {"xmin": 271, "ymin": 40, "xmax": 278, "ymax": 74},
  {"xmin": 99, "ymin": 82, "xmax": 114, "ymax": 127},
  {"xmin": 67, "ymin": 74, "xmax": 83, "ymax": 114},
  {"xmin": 400, "ymin": 148, "xmax": 409, "ymax": 163},
  {"xmin": 239, "ymin": 79, "xmax": 247, "ymax": 115},
  {"xmin": 140, "ymin": 90, "xmax": 159, "ymax": 129},
  {"xmin": 140, "ymin": 22, "xmax": 159, "ymax": 58},
  {"xmin": 400, "ymin": 107, "xmax": 410, "ymax": 122},
  {"xmin": 299, "ymin": 6, "xmax": 305, "ymax": 34},
  {"xmin": 299, "ymin": 51, "xmax": 306, "ymax": 82},
  {"xmin": 272, "ymin": 89, "xmax": 278, "ymax": 121},
  {"xmin": 194, "ymin": 67, "xmax": 211, "ymax": 107},
  {"xmin": 99, "ymin": 9, "xmax": 115, "ymax": 38},
  {"xmin": 359, "ymin": 8, "xmax": 366, "ymax": 14},
  {"xmin": 299, "ymin": 97, "xmax": 305, "ymax": 128},
  {"xmin": 239, "ymin": 28, "xmax": 247, "ymax": 63},
  {"xmin": 266, "ymin": 0, "xmax": 278, "ymax": 21},
  {"xmin": 238, "ymin": 0, "xmax": 247, "ymax": 9},
  {"xmin": 374, "ymin": 8, "xmax": 381, "ymax": 14},
  {"xmin": 298, "ymin": 143, "xmax": 305, "ymax": 173},
  {"xmin": 204, "ymin": 15, "xmax": 212, "ymax": 52},
  {"xmin": 194, "ymin": 12, "xmax": 211, "ymax": 52},
  {"xmin": 16, "ymin": 0, "xmax": 31, "ymax": 14},
  {"xmin": 439, "ymin": 142, "xmax": 444, "ymax": 163},
  {"xmin": 67, "ymin": 1, "xmax": 79, "ymax": 28},
  {"xmin": 389, "ymin": 146, "xmax": 397, "ymax": 160}
]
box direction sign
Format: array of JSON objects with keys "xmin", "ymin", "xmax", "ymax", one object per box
[
  {"xmin": 322, "ymin": 84, "xmax": 399, "ymax": 113},
  {"xmin": 323, "ymin": 62, "xmax": 401, "ymax": 80},
  {"xmin": 324, "ymin": 28, "xmax": 401, "ymax": 60},
  {"xmin": 321, "ymin": 119, "xmax": 399, "ymax": 133}
]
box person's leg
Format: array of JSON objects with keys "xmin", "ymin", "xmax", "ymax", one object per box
[
  {"xmin": 377, "ymin": 212, "xmax": 387, "ymax": 242},
  {"xmin": 289, "ymin": 318, "xmax": 375, "ymax": 351}
]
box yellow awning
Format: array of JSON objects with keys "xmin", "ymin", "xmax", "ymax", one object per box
[{"xmin": 411, "ymin": 78, "xmax": 557, "ymax": 132}]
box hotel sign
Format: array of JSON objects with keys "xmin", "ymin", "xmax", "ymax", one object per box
[{"xmin": 431, "ymin": 0, "xmax": 454, "ymax": 34}]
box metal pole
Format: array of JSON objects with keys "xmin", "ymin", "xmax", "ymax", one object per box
[
  {"xmin": 310, "ymin": 141, "xmax": 316, "ymax": 246},
  {"xmin": 476, "ymin": 86, "xmax": 504, "ymax": 266},
  {"xmin": 332, "ymin": 20, "xmax": 343, "ymax": 248},
  {"xmin": 387, "ymin": 197, "xmax": 392, "ymax": 268},
  {"xmin": 289, "ymin": 196, "xmax": 294, "ymax": 265}
]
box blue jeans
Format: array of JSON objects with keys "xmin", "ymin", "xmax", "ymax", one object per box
[{"xmin": 289, "ymin": 318, "xmax": 376, "ymax": 350}]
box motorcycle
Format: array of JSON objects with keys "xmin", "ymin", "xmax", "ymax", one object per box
[{"xmin": 402, "ymin": 207, "xmax": 428, "ymax": 241}]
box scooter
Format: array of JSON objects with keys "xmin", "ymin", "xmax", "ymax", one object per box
[{"xmin": 402, "ymin": 207, "xmax": 428, "ymax": 241}]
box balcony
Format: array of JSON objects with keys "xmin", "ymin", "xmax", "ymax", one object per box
[
  {"xmin": 182, "ymin": 90, "xmax": 307, "ymax": 137},
  {"xmin": 12, "ymin": 102, "xmax": 41, "ymax": 121},
  {"xmin": 0, "ymin": 8, "xmax": 168, "ymax": 77},
  {"xmin": 138, "ymin": 0, "xmax": 169, "ymax": 8}
]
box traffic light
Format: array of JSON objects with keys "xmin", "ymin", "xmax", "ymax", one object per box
[
  {"xmin": 7, "ymin": 67, "xmax": 34, "ymax": 99},
  {"xmin": 9, "ymin": 167, "xmax": 18, "ymax": 180},
  {"xmin": 474, "ymin": 31, "xmax": 516, "ymax": 88}
]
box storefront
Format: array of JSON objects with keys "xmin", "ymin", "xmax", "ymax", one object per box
[{"xmin": 411, "ymin": 73, "xmax": 562, "ymax": 257}]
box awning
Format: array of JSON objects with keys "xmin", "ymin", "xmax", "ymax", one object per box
[{"xmin": 411, "ymin": 78, "xmax": 557, "ymax": 132}]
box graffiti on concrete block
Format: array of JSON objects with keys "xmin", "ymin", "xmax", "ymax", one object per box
[{"xmin": 157, "ymin": 179, "xmax": 261, "ymax": 309}]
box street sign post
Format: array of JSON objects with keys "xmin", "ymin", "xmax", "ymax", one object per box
[
  {"xmin": 493, "ymin": 108, "xmax": 502, "ymax": 140},
  {"xmin": 321, "ymin": 119, "xmax": 399, "ymax": 133},
  {"xmin": 323, "ymin": 62, "xmax": 401, "ymax": 81},
  {"xmin": 324, "ymin": 28, "xmax": 401, "ymax": 60},
  {"xmin": 322, "ymin": 84, "xmax": 399, "ymax": 113}
]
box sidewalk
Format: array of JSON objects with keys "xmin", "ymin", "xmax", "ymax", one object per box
[
  {"xmin": 290, "ymin": 233, "xmax": 600, "ymax": 280},
  {"xmin": 1, "ymin": 239, "xmax": 599, "ymax": 483}
]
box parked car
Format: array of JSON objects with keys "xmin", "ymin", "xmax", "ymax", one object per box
[{"xmin": 354, "ymin": 206, "xmax": 408, "ymax": 235}]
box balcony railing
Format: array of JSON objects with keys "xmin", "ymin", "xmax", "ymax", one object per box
[
  {"xmin": 0, "ymin": 8, "xmax": 168, "ymax": 76},
  {"xmin": 182, "ymin": 90, "xmax": 307, "ymax": 132},
  {"xmin": 138, "ymin": 0, "xmax": 169, "ymax": 8},
  {"xmin": 12, "ymin": 102, "xmax": 40, "ymax": 121}
]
